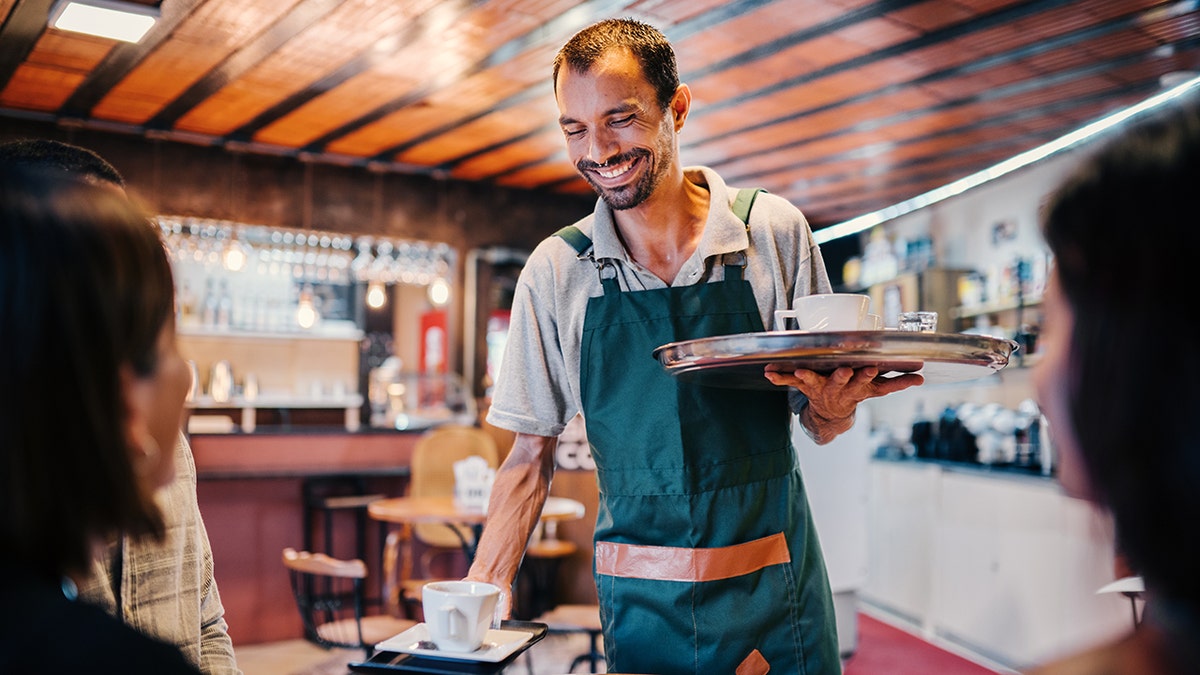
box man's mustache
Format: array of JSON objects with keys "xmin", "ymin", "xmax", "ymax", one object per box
[{"xmin": 577, "ymin": 149, "xmax": 649, "ymax": 173}]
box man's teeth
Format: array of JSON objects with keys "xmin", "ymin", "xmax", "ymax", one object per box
[{"xmin": 597, "ymin": 162, "xmax": 630, "ymax": 179}]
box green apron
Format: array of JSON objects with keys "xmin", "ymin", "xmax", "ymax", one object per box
[{"xmin": 559, "ymin": 192, "xmax": 839, "ymax": 675}]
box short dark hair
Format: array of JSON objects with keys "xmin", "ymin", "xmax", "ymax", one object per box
[
  {"xmin": 553, "ymin": 18, "xmax": 680, "ymax": 111},
  {"xmin": 0, "ymin": 165, "xmax": 172, "ymax": 579},
  {"xmin": 1041, "ymin": 91, "xmax": 1200, "ymax": 608},
  {"xmin": 0, "ymin": 138, "xmax": 125, "ymax": 188}
]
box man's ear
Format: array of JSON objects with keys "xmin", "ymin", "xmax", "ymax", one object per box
[{"xmin": 671, "ymin": 83, "xmax": 691, "ymax": 132}]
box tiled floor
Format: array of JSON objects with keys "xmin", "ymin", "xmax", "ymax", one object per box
[{"xmin": 234, "ymin": 630, "xmax": 605, "ymax": 675}]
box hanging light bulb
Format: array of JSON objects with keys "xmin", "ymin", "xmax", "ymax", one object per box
[
  {"xmin": 366, "ymin": 280, "xmax": 387, "ymax": 309},
  {"xmin": 296, "ymin": 285, "xmax": 319, "ymax": 329},
  {"xmin": 222, "ymin": 237, "xmax": 247, "ymax": 272},
  {"xmin": 427, "ymin": 277, "xmax": 450, "ymax": 307}
]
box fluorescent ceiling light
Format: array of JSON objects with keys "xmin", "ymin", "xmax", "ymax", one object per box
[
  {"xmin": 49, "ymin": 0, "xmax": 160, "ymax": 43},
  {"xmin": 814, "ymin": 73, "xmax": 1200, "ymax": 244}
]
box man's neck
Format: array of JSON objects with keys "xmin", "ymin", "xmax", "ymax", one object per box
[{"xmin": 612, "ymin": 170, "xmax": 710, "ymax": 284}]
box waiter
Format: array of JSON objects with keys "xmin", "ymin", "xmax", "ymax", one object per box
[{"xmin": 467, "ymin": 18, "xmax": 921, "ymax": 674}]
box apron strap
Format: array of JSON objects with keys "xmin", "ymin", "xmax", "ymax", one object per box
[
  {"xmin": 555, "ymin": 225, "xmax": 619, "ymax": 294},
  {"xmin": 554, "ymin": 225, "xmax": 592, "ymax": 255},
  {"xmin": 721, "ymin": 187, "xmax": 762, "ymax": 282},
  {"xmin": 731, "ymin": 187, "xmax": 764, "ymax": 226}
]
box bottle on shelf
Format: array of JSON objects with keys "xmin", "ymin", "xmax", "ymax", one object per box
[
  {"xmin": 201, "ymin": 278, "xmax": 218, "ymax": 328},
  {"xmin": 216, "ymin": 279, "xmax": 232, "ymax": 329},
  {"xmin": 911, "ymin": 400, "xmax": 935, "ymax": 459}
]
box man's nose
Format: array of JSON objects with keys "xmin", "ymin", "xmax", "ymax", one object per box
[{"xmin": 586, "ymin": 128, "xmax": 619, "ymax": 165}]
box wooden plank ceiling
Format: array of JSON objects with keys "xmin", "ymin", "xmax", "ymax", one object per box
[{"xmin": 1, "ymin": 0, "xmax": 1198, "ymax": 231}]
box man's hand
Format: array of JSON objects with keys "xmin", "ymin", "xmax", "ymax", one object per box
[
  {"xmin": 462, "ymin": 573, "xmax": 514, "ymax": 620},
  {"xmin": 764, "ymin": 366, "xmax": 923, "ymax": 443}
]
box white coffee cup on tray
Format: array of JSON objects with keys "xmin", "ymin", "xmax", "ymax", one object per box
[
  {"xmin": 774, "ymin": 293, "xmax": 870, "ymax": 331},
  {"xmin": 860, "ymin": 312, "xmax": 883, "ymax": 330},
  {"xmin": 422, "ymin": 580, "xmax": 502, "ymax": 652}
]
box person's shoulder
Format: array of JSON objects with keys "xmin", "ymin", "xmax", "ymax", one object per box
[
  {"xmin": 5, "ymin": 595, "xmax": 200, "ymax": 674},
  {"xmin": 525, "ymin": 213, "xmax": 598, "ymax": 271},
  {"xmin": 744, "ymin": 189, "xmax": 805, "ymax": 220}
]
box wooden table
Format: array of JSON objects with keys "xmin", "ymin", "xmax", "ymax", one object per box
[
  {"xmin": 368, "ymin": 495, "xmax": 585, "ymax": 566},
  {"xmin": 369, "ymin": 495, "xmax": 585, "ymax": 618}
]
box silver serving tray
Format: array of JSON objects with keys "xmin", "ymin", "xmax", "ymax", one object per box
[{"xmin": 653, "ymin": 330, "xmax": 1019, "ymax": 390}]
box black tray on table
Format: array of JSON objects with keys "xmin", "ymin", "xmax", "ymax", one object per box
[{"xmin": 349, "ymin": 620, "xmax": 548, "ymax": 674}]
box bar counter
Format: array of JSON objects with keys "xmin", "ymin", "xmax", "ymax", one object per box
[
  {"xmin": 191, "ymin": 428, "xmax": 418, "ymax": 645},
  {"xmin": 191, "ymin": 427, "xmax": 418, "ymax": 479}
]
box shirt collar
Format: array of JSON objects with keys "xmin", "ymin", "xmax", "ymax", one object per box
[{"xmin": 590, "ymin": 166, "xmax": 751, "ymax": 263}]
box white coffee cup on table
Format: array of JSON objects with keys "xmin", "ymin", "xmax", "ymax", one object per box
[
  {"xmin": 422, "ymin": 580, "xmax": 501, "ymax": 652},
  {"xmin": 774, "ymin": 293, "xmax": 870, "ymax": 331}
]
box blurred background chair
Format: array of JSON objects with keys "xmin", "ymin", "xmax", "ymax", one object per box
[
  {"xmin": 514, "ymin": 498, "xmax": 585, "ymax": 620},
  {"xmin": 282, "ymin": 547, "xmax": 416, "ymax": 659},
  {"xmin": 531, "ymin": 604, "xmax": 605, "ymax": 674},
  {"xmin": 302, "ymin": 475, "xmax": 386, "ymax": 563},
  {"xmin": 1096, "ymin": 575, "xmax": 1146, "ymax": 628},
  {"xmin": 383, "ymin": 424, "xmax": 499, "ymax": 618}
]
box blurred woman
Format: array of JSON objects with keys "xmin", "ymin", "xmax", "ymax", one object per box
[
  {"xmin": 1030, "ymin": 91, "xmax": 1200, "ymax": 673},
  {"xmin": 0, "ymin": 165, "xmax": 200, "ymax": 674}
]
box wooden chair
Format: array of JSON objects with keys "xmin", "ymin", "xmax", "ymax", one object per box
[
  {"xmin": 384, "ymin": 424, "xmax": 499, "ymax": 618},
  {"xmin": 1097, "ymin": 575, "xmax": 1146, "ymax": 627},
  {"xmin": 282, "ymin": 547, "xmax": 416, "ymax": 659}
]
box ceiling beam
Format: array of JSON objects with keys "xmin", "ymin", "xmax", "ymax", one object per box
[
  {"xmin": 57, "ymin": 0, "xmax": 205, "ymax": 118},
  {"xmin": 144, "ymin": 0, "xmax": 345, "ymax": 130},
  {"xmin": 0, "ymin": 0, "xmax": 55, "ymax": 92},
  {"xmin": 418, "ymin": 0, "xmax": 931, "ymax": 172},
  {"xmin": 226, "ymin": 0, "xmax": 489, "ymax": 141},
  {"xmin": 295, "ymin": 0, "xmax": 636, "ymax": 153}
]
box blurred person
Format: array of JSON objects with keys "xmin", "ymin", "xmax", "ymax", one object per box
[
  {"xmin": 1029, "ymin": 90, "xmax": 1200, "ymax": 674},
  {"xmin": 0, "ymin": 139, "xmax": 240, "ymax": 673},
  {"xmin": 467, "ymin": 18, "xmax": 920, "ymax": 674},
  {"xmin": 0, "ymin": 165, "xmax": 201, "ymax": 673}
]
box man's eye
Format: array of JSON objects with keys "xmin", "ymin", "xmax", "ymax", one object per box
[
  {"xmin": 612, "ymin": 115, "xmax": 634, "ymax": 126},
  {"xmin": 564, "ymin": 127, "xmax": 585, "ymax": 137}
]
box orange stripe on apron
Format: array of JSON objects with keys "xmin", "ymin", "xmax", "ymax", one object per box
[{"xmin": 594, "ymin": 532, "xmax": 791, "ymax": 582}]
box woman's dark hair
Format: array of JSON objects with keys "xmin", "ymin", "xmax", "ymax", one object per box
[
  {"xmin": 0, "ymin": 166, "xmax": 174, "ymax": 580},
  {"xmin": 553, "ymin": 18, "xmax": 680, "ymax": 111},
  {"xmin": 1041, "ymin": 91, "xmax": 1200, "ymax": 609},
  {"xmin": 0, "ymin": 138, "xmax": 126, "ymax": 188}
]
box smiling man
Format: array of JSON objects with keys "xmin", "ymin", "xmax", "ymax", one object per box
[{"xmin": 465, "ymin": 18, "xmax": 920, "ymax": 675}]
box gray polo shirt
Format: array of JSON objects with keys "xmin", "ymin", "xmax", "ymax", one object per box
[{"xmin": 486, "ymin": 166, "xmax": 832, "ymax": 438}]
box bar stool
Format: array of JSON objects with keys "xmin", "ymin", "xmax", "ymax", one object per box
[
  {"xmin": 532, "ymin": 604, "xmax": 605, "ymax": 673},
  {"xmin": 516, "ymin": 537, "xmax": 578, "ymax": 620},
  {"xmin": 301, "ymin": 475, "xmax": 385, "ymax": 564}
]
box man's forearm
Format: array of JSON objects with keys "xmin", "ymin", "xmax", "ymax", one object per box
[{"xmin": 467, "ymin": 433, "xmax": 558, "ymax": 599}]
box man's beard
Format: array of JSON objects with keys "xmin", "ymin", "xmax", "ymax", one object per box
[
  {"xmin": 577, "ymin": 148, "xmax": 654, "ymax": 210},
  {"xmin": 577, "ymin": 121, "xmax": 675, "ymax": 211}
]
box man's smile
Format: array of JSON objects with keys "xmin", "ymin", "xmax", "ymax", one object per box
[{"xmin": 581, "ymin": 152, "xmax": 644, "ymax": 186}]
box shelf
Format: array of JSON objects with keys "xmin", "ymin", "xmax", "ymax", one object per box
[
  {"xmin": 178, "ymin": 323, "xmax": 363, "ymax": 342},
  {"xmin": 952, "ymin": 295, "xmax": 1042, "ymax": 319},
  {"xmin": 188, "ymin": 394, "xmax": 364, "ymax": 409},
  {"xmin": 188, "ymin": 394, "xmax": 364, "ymax": 433}
]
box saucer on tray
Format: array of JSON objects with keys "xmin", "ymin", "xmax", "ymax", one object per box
[{"xmin": 375, "ymin": 623, "xmax": 534, "ymax": 663}]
